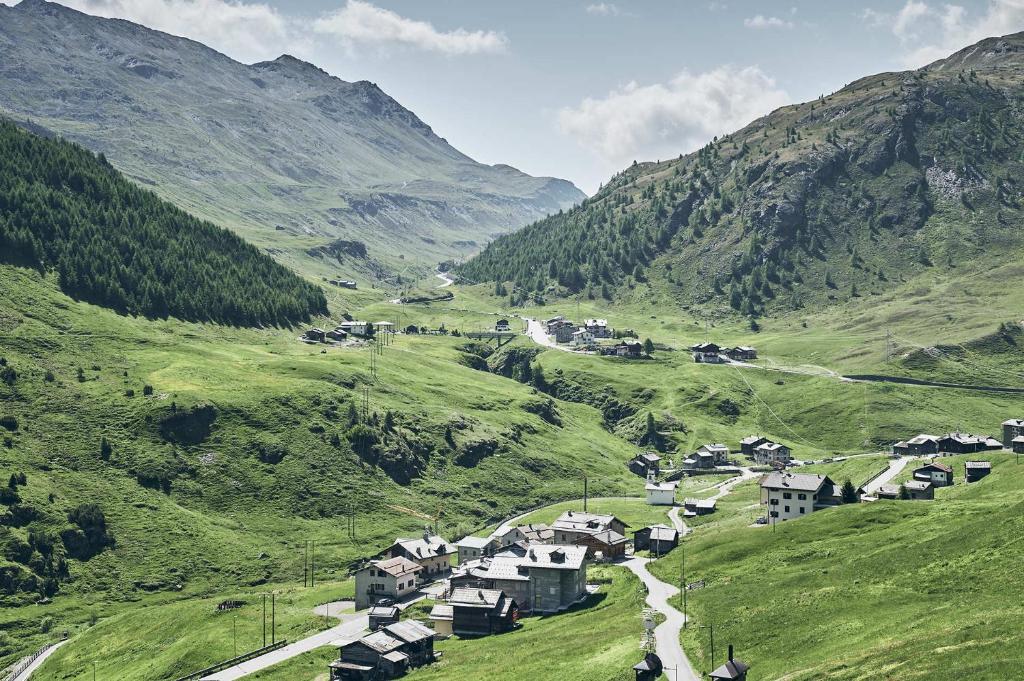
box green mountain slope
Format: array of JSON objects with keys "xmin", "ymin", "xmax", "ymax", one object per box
[
  {"xmin": 0, "ymin": 0, "xmax": 584, "ymax": 276},
  {"xmin": 460, "ymin": 33, "xmax": 1024, "ymax": 314},
  {"xmin": 0, "ymin": 119, "xmax": 325, "ymax": 326}
]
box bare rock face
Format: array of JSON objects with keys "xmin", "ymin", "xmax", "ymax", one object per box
[{"xmin": 0, "ymin": 1, "xmax": 584, "ymax": 272}]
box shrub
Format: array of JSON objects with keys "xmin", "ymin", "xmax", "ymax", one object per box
[
  {"xmin": 143, "ymin": 384, "xmax": 154, "ymax": 396},
  {"xmin": 62, "ymin": 503, "xmax": 115, "ymax": 560},
  {"xmin": 44, "ymin": 370, "xmax": 55, "ymax": 383},
  {"xmin": 0, "ymin": 416, "xmax": 18, "ymax": 431}
]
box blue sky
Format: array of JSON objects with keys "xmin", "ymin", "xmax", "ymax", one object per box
[{"xmin": 37, "ymin": 0, "xmax": 1024, "ymax": 192}]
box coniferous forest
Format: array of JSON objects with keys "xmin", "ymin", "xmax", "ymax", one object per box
[{"xmin": 0, "ymin": 119, "xmax": 327, "ymax": 326}]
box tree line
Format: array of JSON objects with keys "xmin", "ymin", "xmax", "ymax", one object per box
[{"xmin": 0, "ymin": 119, "xmax": 326, "ymax": 326}]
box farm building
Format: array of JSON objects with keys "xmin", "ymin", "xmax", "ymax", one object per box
[
  {"xmin": 379, "ymin": 530, "xmax": 455, "ymax": 581},
  {"xmin": 304, "ymin": 328, "xmax": 326, "ymax": 342},
  {"xmin": 611, "ymin": 341, "xmax": 644, "ymax": 357},
  {"xmin": 691, "ymin": 342, "xmax": 723, "ymax": 363},
  {"xmin": 428, "ymin": 603, "xmax": 453, "ymax": 638},
  {"xmin": 753, "ymin": 442, "xmax": 792, "ymax": 466},
  {"xmin": 330, "ymin": 620, "xmax": 436, "ymax": 680},
  {"xmin": 965, "ymin": 461, "xmax": 992, "ymax": 482},
  {"xmin": 913, "ymin": 461, "xmax": 954, "ymax": 487},
  {"xmin": 936, "ymin": 432, "xmax": 1002, "ymax": 454},
  {"xmin": 645, "ymin": 480, "xmax": 677, "ymax": 506},
  {"xmin": 710, "ymin": 647, "xmax": 750, "ymax": 681},
  {"xmin": 1013, "ymin": 436, "xmax": 1024, "ymax": 454},
  {"xmin": 628, "ymin": 452, "xmax": 661, "ymax": 478},
  {"xmin": 447, "ymin": 588, "xmax": 518, "ymax": 637},
  {"xmin": 368, "ymin": 605, "xmax": 400, "ymax": 631},
  {"xmin": 326, "ymin": 328, "xmax": 348, "ymax": 341},
  {"xmin": 760, "ymin": 472, "xmax": 843, "ymax": 522},
  {"xmin": 457, "ymin": 544, "xmax": 589, "ymax": 614},
  {"xmin": 683, "ymin": 498, "xmax": 717, "ymax": 517},
  {"xmin": 633, "ymin": 525, "xmax": 679, "ymax": 554},
  {"xmin": 1002, "ymin": 419, "xmax": 1024, "ymax": 447},
  {"xmin": 354, "ymin": 557, "xmax": 422, "ymax": 610},
  {"xmin": 740, "ymin": 435, "xmax": 769, "ymax": 456},
  {"xmin": 576, "ymin": 529, "xmax": 628, "ymax": 560},
  {"xmin": 877, "ymin": 481, "xmax": 934, "ymax": 501},
  {"xmin": 725, "ymin": 346, "xmax": 758, "ymax": 361},
  {"xmin": 493, "ymin": 523, "xmax": 554, "ymax": 547},
  {"xmin": 892, "ymin": 434, "xmax": 940, "ymax": 456}
]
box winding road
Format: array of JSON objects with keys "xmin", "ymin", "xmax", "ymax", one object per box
[
  {"xmin": 860, "ymin": 455, "xmax": 916, "ymax": 496},
  {"xmin": 9, "ymin": 640, "xmax": 67, "ymax": 681}
]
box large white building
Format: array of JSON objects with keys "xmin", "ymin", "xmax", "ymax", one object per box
[
  {"xmin": 645, "ymin": 480, "xmax": 677, "ymax": 506},
  {"xmin": 760, "ymin": 471, "xmax": 843, "ymax": 522}
]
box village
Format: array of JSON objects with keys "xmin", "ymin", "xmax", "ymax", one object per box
[{"xmin": 311, "ymin": 414, "xmax": 1024, "ymax": 681}]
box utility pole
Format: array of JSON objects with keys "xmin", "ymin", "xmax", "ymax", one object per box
[
  {"xmin": 262, "ymin": 593, "xmax": 267, "ymax": 648},
  {"xmin": 681, "ymin": 543, "xmax": 687, "ymax": 629},
  {"xmin": 709, "ymin": 623, "xmax": 715, "ymax": 671},
  {"xmin": 233, "ymin": 616, "xmax": 237, "ymax": 657},
  {"xmin": 311, "ymin": 540, "xmax": 316, "ymax": 588},
  {"xmin": 583, "ymin": 474, "xmax": 588, "ymax": 513},
  {"xmin": 303, "ymin": 540, "xmax": 308, "ymax": 587},
  {"xmin": 271, "ymin": 593, "xmax": 276, "ymax": 644}
]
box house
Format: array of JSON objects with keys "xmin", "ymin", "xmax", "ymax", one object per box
[
  {"xmin": 627, "ymin": 452, "xmax": 661, "ymax": 478},
  {"xmin": 877, "ymin": 481, "xmax": 933, "ymax": 500},
  {"xmin": 697, "ymin": 443, "xmax": 730, "ymax": 464},
  {"xmin": 937, "ymin": 432, "xmax": 1001, "ymax": 454},
  {"xmin": 613, "ymin": 341, "xmax": 644, "ymax": 357},
  {"xmin": 495, "ymin": 319, "xmax": 511, "ymax": 332},
  {"xmin": 710, "ymin": 647, "xmax": 749, "ymax": 681},
  {"xmin": 584, "ymin": 318, "xmax": 611, "ymax": 338},
  {"xmin": 455, "ymin": 536, "xmax": 497, "ymax": 565},
  {"xmin": 468, "ymin": 544, "xmax": 589, "ymax": 614},
  {"xmin": 338, "ymin": 320, "xmax": 369, "ymax": 336},
  {"xmin": 304, "ymin": 328, "xmax": 326, "ymax": 342},
  {"xmin": 576, "ymin": 529, "xmax": 628, "ymax": 560},
  {"xmin": 740, "ymin": 435, "xmax": 769, "ymax": 456},
  {"xmin": 683, "ymin": 498, "xmax": 717, "ymax": 517},
  {"xmin": 1002, "ymin": 418, "xmax": 1024, "ymax": 447},
  {"xmin": 447, "ymin": 587, "xmax": 518, "ymax": 637},
  {"xmin": 1013, "ymin": 436, "xmax": 1024, "ymax": 454},
  {"xmin": 913, "ymin": 461, "xmax": 953, "ymax": 487},
  {"xmin": 725, "ymin": 346, "xmax": 758, "ymax": 361},
  {"xmin": 374, "ymin": 321, "xmax": 395, "ymax": 334},
  {"xmin": 428, "ymin": 603, "xmax": 453, "ymax": 638},
  {"xmin": 691, "ymin": 342, "xmax": 723, "ymax": 363},
  {"xmin": 553, "ymin": 322, "xmax": 576, "ymax": 344},
  {"xmin": 571, "ymin": 328, "xmax": 596, "ymax": 348},
  {"xmin": 545, "ymin": 316, "xmax": 565, "ymax": 333},
  {"xmin": 760, "ymin": 472, "xmax": 842, "ymax": 522},
  {"xmin": 330, "ymin": 620, "xmax": 436, "ymax": 681},
  {"xmin": 492, "ymin": 524, "xmax": 553, "ymax": 547},
  {"xmin": 753, "ymin": 442, "xmax": 792, "ymax": 467},
  {"xmin": 380, "ymin": 530, "xmax": 455, "ymax": 581},
  {"xmin": 894, "ymin": 434, "xmax": 940, "ymax": 456},
  {"xmin": 329, "ymin": 279, "xmax": 358, "ymax": 289},
  {"xmin": 633, "ymin": 524, "xmax": 679, "ymax": 554},
  {"xmin": 965, "ymin": 460, "xmax": 992, "ymax": 483},
  {"xmin": 645, "ymin": 480, "xmax": 677, "ymax": 506},
  {"xmin": 551, "ymin": 511, "xmax": 628, "ymax": 544},
  {"xmin": 368, "ymin": 605, "xmax": 400, "ymax": 631},
  {"xmin": 354, "ymin": 557, "xmax": 422, "ymax": 610},
  {"xmin": 326, "ymin": 328, "xmax": 348, "ymax": 341}
]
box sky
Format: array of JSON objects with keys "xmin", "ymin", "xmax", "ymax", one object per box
[{"xmin": 19, "ymin": 0, "xmax": 1024, "ymax": 193}]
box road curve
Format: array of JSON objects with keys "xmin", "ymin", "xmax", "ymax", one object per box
[
  {"xmin": 623, "ymin": 557, "xmax": 700, "ymax": 681},
  {"xmin": 11, "ymin": 640, "xmax": 68, "ymax": 681},
  {"xmin": 861, "ymin": 455, "xmax": 915, "ymax": 495}
]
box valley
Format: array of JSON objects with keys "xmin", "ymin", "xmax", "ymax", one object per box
[{"xmin": 1, "ymin": 3, "xmax": 1024, "ymax": 680}]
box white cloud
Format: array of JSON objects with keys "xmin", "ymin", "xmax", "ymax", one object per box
[
  {"xmin": 53, "ymin": 0, "xmax": 293, "ymax": 63},
  {"xmin": 313, "ymin": 0, "xmax": 507, "ymax": 55},
  {"xmin": 743, "ymin": 14, "xmax": 794, "ymax": 29},
  {"xmin": 586, "ymin": 3, "xmax": 620, "ymax": 16},
  {"xmin": 862, "ymin": 0, "xmax": 1024, "ymax": 68},
  {"xmin": 557, "ymin": 65, "xmax": 790, "ymax": 167}
]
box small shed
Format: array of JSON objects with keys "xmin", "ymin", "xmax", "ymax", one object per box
[
  {"xmin": 1013, "ymin": 436, "xmax": 1024, "ymax": 454},
  {"xmin": 633, "ymin": 524, "xmax": 678, "ymax": 554},
  {"xmin": 428, "ymin": 603, "xmax": 453, "ymax": 638},
  {"xmin": 913, "ymin": 461, "xmax": 953, "ymax": 487},
  {"xmin": 633, "ymin": 653, "xmax": 663, "ymax": 681},
  {"xmin": 368, "ymin": 605, "xmax": 400, "ymax": 631},
  {"xmin": 965, "ymin": 460, "xmax": 992, "ymax": 483},
  {"xmin": 710, "ymin": 647, "xmax": 749, "ymax": 681},
  {"xmin": 903, "ymin": 480, "xmax": 935, "ymax": 500}
]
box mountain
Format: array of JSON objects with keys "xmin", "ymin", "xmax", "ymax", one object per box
[
  {"xmin": 0, "ymin": 0, "xmax": 585, "ymax": 276},
  {"xmin": 0, "ymin": 118, "xmax": 326, "ymax": 326},
  {"xmin": 459, "ymin": 33, "xmax": 1024, "ymax": 314}
]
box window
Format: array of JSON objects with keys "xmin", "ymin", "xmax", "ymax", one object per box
[
  {"xmin": 797, "ymin": 493, "xmax": 807, "ymax": 500},
  {"xmin": 800, "ymin": 507, "xmax": 806, "ymax": 514},
  {"xmin": 769, "ymin": 498, "xmax": 778, "ymax": 505},
  {"xmin": 783, "ymin": 492, "xmax": 792, "ymax": 499},
  {"xmin": 784, "ymin": 505, "xmax": 790, "ymax": 513}
]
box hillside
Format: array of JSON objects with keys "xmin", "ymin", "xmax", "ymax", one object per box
[
  {"xmin": 460, "ymin": 33, "xmax": 1024, "ymax": 315},
  {"xmin": 0, "ymin": 0, "xmax": 584, "ymax": 276},
  {"xmin": 0, "ymin": 119, "xmax": 325, "ymax": 326}
]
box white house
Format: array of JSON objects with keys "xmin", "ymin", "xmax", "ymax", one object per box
[
  {"xmin": 645, "ymin": 480, "xmax": 677, "ymax": 506},
  {"xmin": 338, "ymin": 320, "xmax": 369, "ymax": 336},
  {"xmin": 697, "ymin": 443, "xmax": 730, "ymax": 464},
  {"xmin": 571, "ymin": 329, "xmax": 595, "ymax": 348},
  {"xmin": 354, "ymin": 557, "xmax": 422, "ymax": 609},
  {"xmin": 495, "ymin": 319, "xmax": 511, "ymax": 332},
  {"xmin": 760, "ymin": 471, "xmax": 842, "ymax": 522},
  {"xmin": 584, "ymin": 319, "xmax": 610, "ymax": 338}
]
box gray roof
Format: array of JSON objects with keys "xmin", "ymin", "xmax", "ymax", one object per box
[
  {"xmin": 634, "ymin": 452, "xmax": 661, "ymax": 463},
  {"xmin": 641, "ymin": 524, "xmax": 678, "ymax": 542},
  {"xmin": 710, "ymin": 658, "xmax": 750, "ymax": 680},
  {"xmin": 449, "ymin": 587, "xmax": 505, "ymax": 608},
  {"xmin": 456, "ymin": 536, "xmax": 494, "ymax": 549},
  {"xmin": 367, "ymin": 557, "xmax": 422, "ymax": 578},
  {"xmin": 905, "ymin": 480, "xmax": 933, "ymax": 491},
  {"xmin": 590, "ymin": 529, "xmax": 628, "ymax": 546},
  {"xmin": 877, "ymin": 484, "xmax": 900, "ymax": 497},
  {"xmin": 515, "ymin": 524, "xmax": 554, "ymax": 541},
  {"xmin": 352, "ymin": 630, "xmax": 405, "ymax": 654},
  {"xmin": 369, "ymin": 605, "xmax": 400, "ymax": 618},
  {"xmin": 429, "ymin": 603, "xmax": 453, "ymax": 621},
  {"xmin": 696, "ymin": 499, "xmax": 717, "ymax": 509},
  {"xmin": 646, "ymin": 481, "xmax": 677, "ymax": 491},
  {"xmin": 756, "ymin": 442, "xmax": 789, "ymax": 452},
  {"xmin": 699, "ymin": 443, "xmax": 729, "ymax": 453},
  {"xmin": 760, "ymin": 471, "xmax": 831, "ymax": 492},
  {"xmin": 384, "ymin": 619, "xmax": 434, "ymax": 643},
  {"xmin": 393, "ymin": 534, "xmax": 455, "ymax": 559},
  {"xmin": 1002, "ymin": 419, "xmax": 1024, "ymax": 427},
  {"xmin": 741, "ymin": 435, "xmax": 767, "ymax": 444},
  {"xmin": 1014, "ymin": 436, "xmax": 1024, "ymax": 443},
  {"xmin": 552, "ymin": 510, "xmax": 626, "ymax": 534},
  {"xmin": 381, "ymin": 651, "xmax": 409, "ymax": 664},
  {"xmin": 907, "ymin": 434, "xmax": 939, "ymax": 444}
]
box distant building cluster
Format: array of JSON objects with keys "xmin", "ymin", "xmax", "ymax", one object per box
[{"xmin": 691, "ymin": 342, "xmax": 757, "ymax": 364}]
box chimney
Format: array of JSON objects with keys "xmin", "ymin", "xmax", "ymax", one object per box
[{"xmin": 728, "ymin": 645, "xmax": 734, "ymax": 661}]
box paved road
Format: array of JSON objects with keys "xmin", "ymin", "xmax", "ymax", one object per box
[
  {"xmin": 435, "ymin": 272, "xmax": 454, "ymax": 288},
  {"xmin": 523, "ymin": 317, "xmax": 578, "ymax": 353},
  {"xmin": 10, "ymin": 640, "xmax": 68, "ymax": 681},
  {"xmin": 860, "ymin": 455, "xmax": 915, "ymax": 496},
  {"xmin": 203, "ymin": 607, "xmax": 366, "ymax": 680},
  {"xmin": 623, "ymin": 557, "xmax": 700, "ymax": 681}
]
